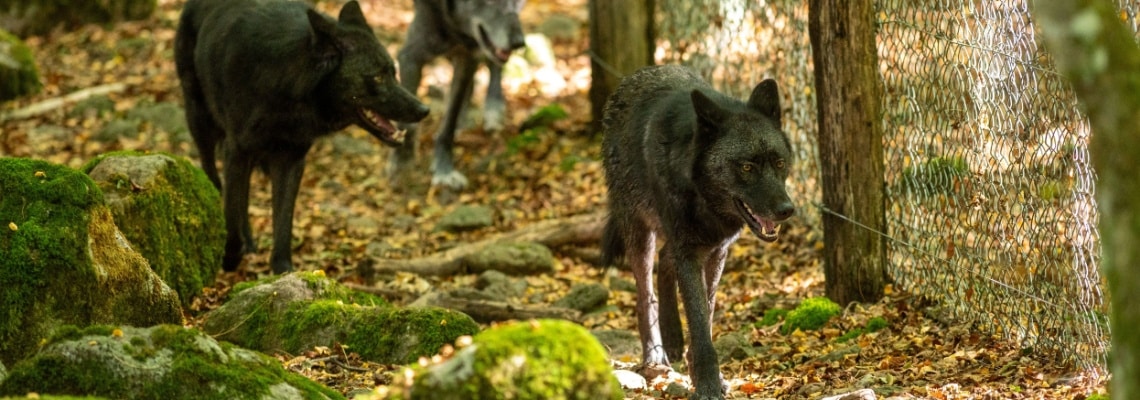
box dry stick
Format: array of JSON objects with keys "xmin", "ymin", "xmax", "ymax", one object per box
[
  {"xmin": 0, "ymin": 82, "xmax": 129, "ymax": 122},
  {"xmin": 421, "ymin": 294, "xmax": 583, "ymax": 323},
  {"xmin": 371, "ymin": 211, "xmax": 606, "ymax": 277}
]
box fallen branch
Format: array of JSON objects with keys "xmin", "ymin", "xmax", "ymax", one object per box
[
  {"xmin": 0, "ymin": 82, "xmax": 129, "ymax": 122},
  {"xmin": 370, "ymin": 211, "xmax": 605, "ymax": 277},
  {"xmin": 818, "ymin": 389, "xmax": 876, "ymax": 400}
]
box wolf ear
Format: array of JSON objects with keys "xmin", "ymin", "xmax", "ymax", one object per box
[
  {"xmin": 747, "ymin": 79, "xmax": 781, "ymax": 125},
  {"xmin": 691, "ymin": 89, "xmax": 727, "ymax": 126},
  {"xmin": 338, "ymin": 1, "xmax": 369, "ymax": 28},
  {"xmin": 306, "ymin": 9, "xmax": 341, "ymax": 76}
]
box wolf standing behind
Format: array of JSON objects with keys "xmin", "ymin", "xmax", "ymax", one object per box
[
  {"xmin": 175, "ymin": 0, "xmax": 429, "ymax": 274},
  {"xmin": 601, "ymin": 65, "xmax": 795, "ymax": 399},
  {"xmin": 389, "ymin": 0, "xmax": 526, "ymax": 189}
]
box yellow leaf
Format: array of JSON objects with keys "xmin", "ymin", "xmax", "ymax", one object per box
[
  {"xmin": 8, "ymin": 222, "xmax": 16, "ymax": 231},
  {"xmin": 34, "ymin": 171, "xmax": 46, "ymax": 178},
  {"xmin": 112, "ymin": 328, "xmax": 123, "ymax": 338}
]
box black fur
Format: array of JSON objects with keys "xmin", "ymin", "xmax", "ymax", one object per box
[
  {"xmin": 389, "ymin": 0, "xmax": 526, "ymax": 189},
  {"xmin": 601, "ymin": 65, "xmax": 795, "ymax": 400},
  {"xmin": 175, "ymin": 0, "xmax": 429, "ymax": 274}
]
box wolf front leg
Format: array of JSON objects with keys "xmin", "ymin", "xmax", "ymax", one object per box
[
  {"xmin": 265, "ymin": 148, "xmax": 309, "ymax": 274},
  {"xmin": 656, "ymin": 245, "xmax": 685, "ymax": 363},
  {"xmin": 430, "ymin": 52, "xmax": 478, "ymax": 189},
  {"xmin": 627, "ymin": 227, "xmax": 674, "ymax": 378},
  {"xmin": 672, "ymin": 246, "xmax": 725, "ymax": 400}
]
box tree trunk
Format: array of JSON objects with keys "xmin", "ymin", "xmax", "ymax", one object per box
[
  {"xmin": 1031, "ymin": 0, "xmax": 1140, "ymax": 393},
  {"xmin": 808, "ymin": 0, "xmax": 888, "ymax": 304},
  {"xmin": 588, "ymin": 0, "xmax": 655, "ymax": 130}
]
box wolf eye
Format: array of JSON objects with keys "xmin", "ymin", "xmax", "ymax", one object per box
[
  {"xmin": 373, "ymin": 75, "xmax": 385, "ymax": 84},
  {"xmin": 741, "ymin": 163, "xmax": 753, "ymax": 173},
  {"xmin": 775, "ymin": 159, "xmax": 786, "ymax": 170}
]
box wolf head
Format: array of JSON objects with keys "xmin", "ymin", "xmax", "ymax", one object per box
[
  {"xmin": 306, "ymin": 1, "xmax": 429, "ymax": 146},
  {"xmin": 452, "ymin": 0, "xmax": 527, "ymax": 64},
  {"xmin": 691, "ymin": 80, "xmax": 795, "ymax": 242}
]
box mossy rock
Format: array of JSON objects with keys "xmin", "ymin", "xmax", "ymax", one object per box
[
  {"xmin": 0, "ymin": 29, "xmax": 41, "ymax": 102},
  {"xmin": 0, "ymin": 157, "xmax": 182, "ymax": 366},
  {"xmin": 204, "ymin": 271, "xmax": 480, "ymax": 364},
  {"xmin": 462, "ymin": 242, "xmax": 555, "ymax": 276},
  {"xmin": 386, "ymin": 319, "xmax": 623, "ymax": 400},
  {"xmin": 437, "ymin": 204, "xmax": 494, "ymax": 232},
  {"xmin": 83, "ymin": 151, "xmax": 224, "ymax": 305},
  {"xmin": 0, "ymin": 324, "xmax": 342, "ymax": 400},
  {"xmin": 0, "ymin": 0, "xmax": 156, "ymax": 36},
  {"xmin": 780, "ymin": 297, "xmax": 841, "ymax": 335}
]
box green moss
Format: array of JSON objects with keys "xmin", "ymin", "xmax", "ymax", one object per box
[
  {"xmin": 900, "ymin": 156, "xmax": 970, "ymax": 195},
  {"xmin": 781, "ymin": 297, "xmax": 841, "ymax": 335},
  {"xmin": 82, "ymin": 151, "xmax": 224, "ymax": 305},
  {"xmin": 346, "ymin": 307, "xmax": 479, "ymax": 364},
  {"xmin": 754, "ymin": 308, "xmax": 788, "ymax": 328},
  {"xmin": 412, "ymin": 319, "xmax": 621, "ymax": 400},
  {"xmin": 0, "ymin": 158, "xmax": 103, "ymax": 364},
  {"xmin": 1086, "ymin": 393, "xmax": 1108, "ymax": 400},
  {"xmin": 865, "ymin": 317, "xmax": 888, "ymax": 332},
  {"xmin": 0, "ymin": 30, "xmax": 42, "ymax": 102}
]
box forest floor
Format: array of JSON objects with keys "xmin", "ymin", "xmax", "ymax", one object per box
[{"xmin": 0, "ymin": 0, "xmax": 1109, "ymax": 398}]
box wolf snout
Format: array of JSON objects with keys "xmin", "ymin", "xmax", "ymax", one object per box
[
  {"xmin": 774, "ymin": 201, "xmax": 795, "ymax": 221},
  {"xmin": 410, "ymin": 101, "xmax": 430, "ymax": 121}
]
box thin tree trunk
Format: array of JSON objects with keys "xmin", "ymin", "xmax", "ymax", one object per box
[
  {"xmin": 588, "ymin": 0, "xmax": 654, "ymax": 129},
  {"xmin": 1031, "ymin": 0, "xmax": 1140, "ymax": 393},
  {"xmin": 808, "ymin": 0, "xmax": 888, "ymax": 304}
]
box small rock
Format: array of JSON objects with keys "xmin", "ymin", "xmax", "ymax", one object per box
[
  {"xmin": 463, "ymin": 241, "xmax": 554, "ymax": 275},
  {"xmin": 552, "ymin": 283, "xmax": 609, "ymax": 312},
  {"xmin": 94, "ymin": 119, "xmax": 141, "ymax": 142},
  {"xmin": 68, "ymin": 95, "xmax": 115, "ymax": 119},
  {"xmin": 612, "ymin": 369, "xmax": 646, "ymax": 390},
  {"xmin": 591, "ymin": 329, "xmax": 641, "ymax": 360},
  {"xmin": 608, "ymin": 276, "xmax": 637, "ymax": 292},
  {"xmin": 125, "ymin": 101, "xmax": 187, "ymax": 136},
  {"xmin": 713, "ymin": 330, "xmax": 756, "ymax": 361},
  {"xmin": 437, "ymin": 204, "xmax": 494, "ymax": 232},
  {"xmin": 475, "ymin": 270, "xmax": 527, "ymax": 300}
]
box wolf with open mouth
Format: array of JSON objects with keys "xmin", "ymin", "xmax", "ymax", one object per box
[
  {"xmin": 389, "ymin": 0, "xmax": 527, "ymax": 190},
  {"xmin": 175, "ymin": 0, "xmax": 429, "ymax": 274},
  {"xmin": 601, "ymin": 65, "xmax": 795, "ymax": 399}
]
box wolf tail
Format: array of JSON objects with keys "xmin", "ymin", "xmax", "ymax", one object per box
[{"xmin": 600, "ymin": 215, "xmax": 624, "ymax": 268}]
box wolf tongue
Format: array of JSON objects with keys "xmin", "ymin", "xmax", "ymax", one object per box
[{"xmin": 760, "ymin": 219, "xmax": 777, "ymax": 236}]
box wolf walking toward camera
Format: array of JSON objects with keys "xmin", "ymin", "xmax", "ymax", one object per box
[
  {"xmin": 389, "ymin": 0, "xmax": 527, "ymax": 189},
  {"xmin": 601, "ymin": 65, "xmax": 795, "ymax": 399},
  {"xmin": 175, "ymin": 0, "xmax": 429, "ymax": 274}
]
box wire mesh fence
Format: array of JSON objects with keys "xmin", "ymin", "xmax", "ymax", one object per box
[{"xmin": 655, "ymin": 0, "xmax": 1136, "ymax": 370}]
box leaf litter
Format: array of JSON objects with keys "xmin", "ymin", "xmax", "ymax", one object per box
[{"xmin": 0, "ymin": 0, "xmax": 1107, "ymax": 398}]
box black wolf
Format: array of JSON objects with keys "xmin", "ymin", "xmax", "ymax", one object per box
[
  {"xmin": 601, "ymin": 65, "xmax": 794, "ymax": 399},
  {"xmin": 389, "ymin": 0, "xmax": 527, "ymax": 189},
  {"xmin": 175, "ymin": 0, "xmax": 429, "ymax": 274}
]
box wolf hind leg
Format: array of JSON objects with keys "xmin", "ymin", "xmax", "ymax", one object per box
[
  {"xmin": 657, "ymin": 245, "xmax": 684, "ymax": 363},
  {"xmin": 483, "ymin": 61, "xmax": 506, "ymax": 132},
  {"xmin": 430, "ymin": 52, "xmax": 478, "ymax": 189}
]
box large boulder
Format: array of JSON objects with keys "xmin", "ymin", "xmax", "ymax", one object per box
[
  {"xmin": 0, "ymin": 29, "xmax": 40, "ymax": 102},
  {"xmin": 378, "ymin": 319, "xmax": 623, "ymax": 400},
  {"xmin": 0, "ymin": 157, "xmax": 182, "ymax": 366},
  {"xmin": 0, "ymin": 0, "xmax": 156, "ymax": 36},
  {"xmin": 0, "ymin": 324, "xmax": 343, "ymax": 399},
  {"xmin": 204, "ymin": 272, "xmax": 480, "ymax": 364},
  {"xmin": 83, "ymin": 151, "xmax": 224, "ymax": 305}
]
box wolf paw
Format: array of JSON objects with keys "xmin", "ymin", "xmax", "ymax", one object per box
[
  {"xmin": 483, "ymin": 105, "xmax": 506, "ymax": 132},
  {"xmin": 431, "ymin": 170, "xmax": 469, "ymax": 190}
]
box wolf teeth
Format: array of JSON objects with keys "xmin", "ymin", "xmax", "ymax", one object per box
[{"xmin": 393, "ymin": 129, "xmax": 406, "ymax": 142}]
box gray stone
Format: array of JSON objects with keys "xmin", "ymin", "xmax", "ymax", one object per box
[
  {"xmin": 94, "ymin": 119, "xmax": 141, "ymax": 142},
  {"xmin": 591, "ymin": 329, "xmax": 641, "ymax": 360},
  {"xmin": 126, "ymin": 101, "xmax": 187, "ymax": 136},
  {"xmin": 475, "ymin": 270, "xmax": 527, "ymax": 300},
  {"xmin": 713, "ymin": 329, "xmax": 757, "ymax": 361},
  {"xmin": 437, "ymin": 204, "xmax": 494, "ymax": 232},
  {"xmin": 69, "ymin": 94, "xmax": 116, "ymax": 119},
  {"xmin": 0, "ymin": 325, "xmax": 342, "ymax": 399},
  {"xmin": 462, "ymin": 241, "xmax": 554, "ymax": 275},
  {"xmin": 552, "ymin": 283, "xmax": 609, "ymax": 312}
]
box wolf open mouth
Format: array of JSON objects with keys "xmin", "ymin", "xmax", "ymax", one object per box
[
  {"xmin": 358, "ymin": 107, "xmax": 405, "ymax": 146},
  {"xmin": 477, "ymin": 25, "xmax": 513, "ymax": 64},
  {"xmin": 736, "ymin": 199, "xmax": 780, "ymax": 242}
]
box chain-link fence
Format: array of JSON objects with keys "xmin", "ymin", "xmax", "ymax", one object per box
[{"xmin": 657, "ymin": 0, "xmax": 1136, "ymax": 370}]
